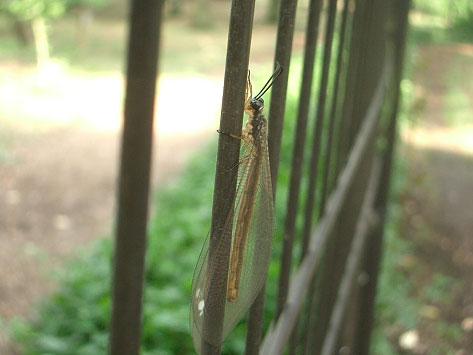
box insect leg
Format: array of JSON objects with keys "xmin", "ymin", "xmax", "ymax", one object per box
[{"xmin": 217, "ymin": 129, "xmax": 242, "ymax": 140}]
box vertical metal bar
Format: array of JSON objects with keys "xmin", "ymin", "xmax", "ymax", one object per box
[
  {"xmin": 267, "ymin": 0, "xmax": 299, "ymax": 193},
  {"xmin": 245, "ymin": 0, "xmax": 298, "ymax": 352},
  {"xmin": 331, "ymin": 13, "xmax": 352, "ymax": 186},
  {"xmin": 109, "ymin": 0, "xmax": 163, "ymax": 354},
  {"xmin": 298, "ymin": 3, "xmax": 349, "ymax": 350},
  {"xmin": 296, "ymin": 0, "xmax": 338, "ymax": 350},
  {"xmin": 299, "ymin": 0, "xmax": 338, "ymax": 267},
  {"xmin": 346, "ymin": 1, "xmax": 379, "ymax": 146},
  {"xmin": 282, "ymin": 1, "xmax": 325, "ymax": 353},
  {"xmin": 319, "ymin": 0, "xmax": 350, "ymax": 214},
  {"xmin": 202, "ymin": 0, "xmax": 256, "ymax": 354},
  {"xmin": 277, "ymin": 0, "xmax": 324, "ymax": 319},
  {"xmin": 323, "ymin": 0, "xmax": 387, "ymax": 350},
  {"xmin": 334, "ymin": 0, "xmax": 365, "ymax": 176},
  {"xmin": 304, "ymin": 0, "xmax": 381, "ymax": 352},
  {"xmin": 353, "ymin": 1, "xmax": 410, "ymax": 353},
  {"xmin": 259, "ymin": 59, "xmax": 392, "ymax": 354}
]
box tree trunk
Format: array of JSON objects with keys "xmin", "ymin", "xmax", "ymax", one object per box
[
  {"xmin": 13, "ymin": 19, "xmax": 32, "ymax": 46},
  {"xmin": 31, "ymin": 16, "xmax": 50, "ymax": 83}
]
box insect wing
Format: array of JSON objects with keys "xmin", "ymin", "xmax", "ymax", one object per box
[{"xmin": 190, "ymin": 140, "xmax": 274, "ymax": 353}]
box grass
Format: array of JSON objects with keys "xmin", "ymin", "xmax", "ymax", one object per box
[
  {"xmin": 423, "ymin": 273, "xmax": 463, "ymax": 305},
  {"xmin": 370, "ymin": 154, "xmax": 419, "ymax": 355}
]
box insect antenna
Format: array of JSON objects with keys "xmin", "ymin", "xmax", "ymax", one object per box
[{"xmin": 254, "ymin": 62, "xmax": 283, "ymax": 100}]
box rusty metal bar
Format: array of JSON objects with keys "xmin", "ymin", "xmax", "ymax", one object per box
[
  {"xmin": 109, "ymin": 0, "xmax": 163, "ymax": 354},
  {"xmin": 260, "ymin": 56, "xmax": 393, "ymax": 355},
  {"xmin": 201, "ymin": 0, "xmax": 256, "ymax": 354},
  {"xmin": 245, "ymin": 0, "xmax": 298, "ymax": 351},
  {"xmin": 353, "ymin": 1, "xmax": 411, "ymax": 353}
]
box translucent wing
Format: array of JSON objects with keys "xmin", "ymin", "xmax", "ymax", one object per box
[{"xmin": 190, "ymin": 131, "xmax": 274, "ymax": 353}]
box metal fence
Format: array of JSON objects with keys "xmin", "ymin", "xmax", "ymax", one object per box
[{"xmin": 108, "ymin": 0, "xmax": 410, "ymax": 354}]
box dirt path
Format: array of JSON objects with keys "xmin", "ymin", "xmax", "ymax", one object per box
[
  {"xmin": 397, "ymin": 43, "xmax": 473, "ymax": 354},
  {"xmin": 0, "ymin": 116, "xmax": 212, "ymax": 353}
]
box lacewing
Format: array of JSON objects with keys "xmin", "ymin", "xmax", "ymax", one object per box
[{"xmin": 190, "ymin": 63, "xmax": 282, "ymax": 352}]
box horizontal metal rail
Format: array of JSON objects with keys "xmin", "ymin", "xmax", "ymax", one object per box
[{"xmin": 260, "ymin": 56, "xmax": 393, "ymax": 355}]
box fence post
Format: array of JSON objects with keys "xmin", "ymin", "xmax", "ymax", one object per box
[{"xmin": 109, "ymin": 0, "xmax": 163, "ymax": 354}]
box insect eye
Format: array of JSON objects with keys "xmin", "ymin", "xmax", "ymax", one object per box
[{"xmin": 251, "ymin": 98, "xmax": 264, "ymax": 111}]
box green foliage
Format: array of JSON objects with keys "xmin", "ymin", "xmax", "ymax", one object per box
[
  {"xmin": 1, "ymin": 0, "xmax": 66, "ymax": 20},
  {"xmin": 370, "ymin": 327, "xmax": 398, "ymax": 355},
  {"xmin": 413, "ymin": 0, "xmax": 451, "ymax": 16},
  {"xmin": 370, "ymin": 155, "xmax": 421, "ymax": 355},
  {"xmin": 1, "ymin": 0, "xmax": 110, "ymax": 20},
  {"xmin": 433, "ymin": 321, "xmax": 463, "ymax": 343},
  {"xmin": 65, "ymin": 0, "xmax": 109, "ymax": 9},
  {"xmin": 11, "ymin": 239, "xmax": 112, "ymax": 354},
  {"xmin": 11, "ymin": 143, "xmax": 221, "ymax": 354},
  {"xmin": 411, "ymin": 0, "xmax": 473, "ymax": 43},
  {"xmin": 413, "ymin": 0, "xmax": 473, "ymax": 22},
  {"xmin": 423, "ymin": 273, "xmax": 462, "ymax": 305}
]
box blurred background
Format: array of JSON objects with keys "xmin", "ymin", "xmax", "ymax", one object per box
[{"xmin": 0, "ymin": 0, "xmax": 472, "ymax": 354}]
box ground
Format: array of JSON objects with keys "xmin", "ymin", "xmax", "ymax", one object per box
[{"xmin": 393, "ymin": 43, "xmax": 473, "ymax": 354}]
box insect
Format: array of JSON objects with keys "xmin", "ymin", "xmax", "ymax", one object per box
[{"xmin": 190, "ymin": 63, "xmax": 282, "ymax": 353}]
